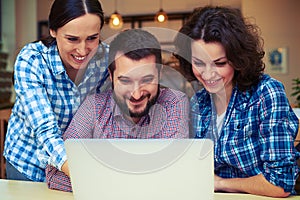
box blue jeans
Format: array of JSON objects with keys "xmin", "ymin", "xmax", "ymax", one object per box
[{"xmin": 6, "ymin": 161, "xmax": 31, "ymax": 181}]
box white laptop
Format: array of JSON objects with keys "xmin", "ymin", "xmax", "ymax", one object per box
[{"xmin": 65, "ymin": 139, "xmax": 214, "ymax": 200}]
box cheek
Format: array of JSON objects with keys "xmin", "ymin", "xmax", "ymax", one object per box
[
  {"xmin": 147, "ymin": 84, "xmax": 159, "ymax": 96},
  {"xmin": 218, "ymin": 67, "xmax": 234, "ymax": 81},
  {"xmin": 114, "ymin": 84, "xmax": 128, "ymax": 98},
  {"xmin": 192, "ymin": 66, "xmax": 204, "ymax": 82},
  {"xmin": 57, "ymin": 41, "xmax": 73, "ymax": 55},
  {"xmin": 88, "ymin": 40, "xmax": 100, "ymax": 50}
]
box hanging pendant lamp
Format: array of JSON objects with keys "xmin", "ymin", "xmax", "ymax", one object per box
[
  {"xmin": 155, "ymin": 0, "xmax": 168, "ymax": 23},
  {"xmin": 109, "ymin": 0, "xmax": 123, "ymax": 29}
]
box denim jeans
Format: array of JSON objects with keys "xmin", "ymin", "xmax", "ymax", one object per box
[{"xmin": 6, "ymin": 161, "xmax": 31, "ymax": 181}]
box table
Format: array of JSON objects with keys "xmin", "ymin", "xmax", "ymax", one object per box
[{"xmin": 0, "ymin": 179, "xmax": 299, "ymax": 200}]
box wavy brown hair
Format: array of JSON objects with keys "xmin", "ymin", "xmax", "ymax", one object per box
[{"xmin": 174, "ymin": 6, "xmax": 265, "ymax": 92}]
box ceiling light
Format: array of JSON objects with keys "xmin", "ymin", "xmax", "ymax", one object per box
[
  {"xmin": 109, "ymin": 0, "xmax": 123, "ymax": 29},
  {"xmin": 155, "ymin": 0, "xmax": 168, "ymax": 23}
]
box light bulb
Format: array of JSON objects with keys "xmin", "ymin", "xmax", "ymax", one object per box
[
  {"xmin": 112, "ymin": 17, "xmax": 120, "ymax": 26},
  {"xmin": 109, "ymin": 12, "xmax": 123, "ymax": 29},
  {"xmin": 155, "ymin": 9, "xmax": 168, "ymax": 23},
  {"xmin": 157, "ymin": 14, "xmax": 165, "ymax": 22}
]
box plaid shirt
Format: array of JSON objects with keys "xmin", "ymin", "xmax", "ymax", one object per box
[
  {"xmin": 46, "ymin": 88, "xmax": 189, "ymax": 192},
  {"xmin": 191, "ymin": 74, "xmax": 299, "ymax": 193},
  {"xmin": 4, "ymin": 41, "xmax": 109, "ymax": 182}
]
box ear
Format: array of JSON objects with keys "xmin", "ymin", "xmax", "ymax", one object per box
[
  {"xmin": 109, "ymin": 70, "xmax": 113, "ymax": 82},
  {"xmin": 49, "ymin": 29, "xmax": 57, "ymax": 38}
]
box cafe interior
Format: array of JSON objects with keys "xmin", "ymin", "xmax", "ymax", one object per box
[{"xmin": 0, "ymin": 0, "xmax": 300, "ymax": 199}]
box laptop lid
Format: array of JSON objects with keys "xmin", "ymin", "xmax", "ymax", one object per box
[{"xmin": 65, "ymin": 139, "xmax": 214, "ymax": 200}]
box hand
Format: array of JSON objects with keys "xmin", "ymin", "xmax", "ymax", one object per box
[
  {"xmin": 61, "ymin": 160, "xmax": 70, "ymax": 177},
  {"xmin": 214, "ymin": 174, "xmax": 223, "ymax": 192}
]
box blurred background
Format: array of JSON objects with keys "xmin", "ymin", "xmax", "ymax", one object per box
[{"xmin": 0, "ymin": 0, "xmax": 300, "ymax": 107}]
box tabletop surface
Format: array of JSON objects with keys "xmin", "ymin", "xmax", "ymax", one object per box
[{"xmin": 1, "ymin": 179, "xmax": 300, "ymax": 200}]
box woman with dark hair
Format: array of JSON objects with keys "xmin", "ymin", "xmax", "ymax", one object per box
[
  {"xmin": 4, "ymin": 0, "xmax": 108, "ymax": 182},
  {"xmin": 174, "ymin": 6, "xmax": 299, "ymax": 197}
]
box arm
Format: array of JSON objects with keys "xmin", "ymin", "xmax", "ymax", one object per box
[
  {"xmin": 213, "ymin": 78, "xmax": 298, "ymax": 198},
  {"xmin": 162, "ymin": 89, "xmax": 190, "ymax": 138},
  {"xmin": 46, "ymin": 94, "xmax": 96, "ymax": 191},
  {"xmin": 214, "ymin": 174, "xmax": 289, "ymax": 198},
  {"xmin": 175, "ymin": 92, "xmax": 190, "ymax": 138},
  {"xmin": 46, "ymin": 164, "xmax": 72, "ymax": 192},
  {"xmin": 257, "ymin": 80, "xmax": 299, "ymax": 195},
  {"xmin": 14, "ymin": 48, "xmax": 67, "ymax": 170},
  {"xmin": 218, "ymin": 79, "xmax": 299, "ymax": 197}
]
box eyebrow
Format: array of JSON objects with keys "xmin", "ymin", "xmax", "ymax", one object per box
[
  {"xmin": 117, "ymin": 74, "xmax": 155, "ymax": 79},
  {"xmin": 64, "ymin": 33, "xmax": 99, "ymax": 38},
  {"xmin": 192, "ymin": 56, "xmax": 227, "ymax": 63}
]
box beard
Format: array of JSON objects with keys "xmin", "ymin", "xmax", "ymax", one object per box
[{"xmin": 112, "ymin": 86, "xmax": 160, "ymax": 119}]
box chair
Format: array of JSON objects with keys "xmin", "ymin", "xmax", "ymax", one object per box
[{"xmin": 0, "ymin": 108, "xmax": 11, "ymax": 179}]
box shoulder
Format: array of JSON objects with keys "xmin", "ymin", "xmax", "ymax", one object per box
[
  {"xmin": 158, "ymin": 88, "xmax": 188, "ymax": 103},
  {"xmin": 252, "ymin": 74, "xmax": 286, "ymax": 98},
  {"xmin": 191, "ymin": 88, "xmax": 210, "ymax": 105},
  {"xmin": 87, "ymin": 43, "xmax": 109, "ymax": 70},
  {"xmin": 93, "ymin": 43, "xmax": 109, "ymax": 60},
  {"xmin": 17, "ymin": 41, "xmax": 51, "ymax": 60},
  {"xmin": 89, "ymin": 90, "xmax": 112, "ymax": 108},
  {"xmin": 86, "ymin": 90, "xmax": 111, "ymax": 102},
  {"xmin": 238, "ymin": 74, "xmax": 290, "ymax": 110},
  {"xmin": 15, "ymin": 41, "xmax": 58, "ymax": 72}
]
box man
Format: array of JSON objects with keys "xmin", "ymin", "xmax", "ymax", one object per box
[{"xmin": 46, "ymin": 29, "xmax": 189, "ymax": 192}]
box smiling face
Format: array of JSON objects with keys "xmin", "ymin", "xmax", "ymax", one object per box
[
  {"xmin": 191, "ymin": 40, "xmax": 234, "ymax": 98},
  {"xmin": 110, "ymin": 53, "xmax": 160, "ymax": 123},
  {"xmin": 50, "ymin": 13, "xmax": 101, "ymax": 70}
]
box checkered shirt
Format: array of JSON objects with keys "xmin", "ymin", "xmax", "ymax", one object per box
[{"xmin": 4, "ymin": 41, "xmax": 109, "ymax": 181}]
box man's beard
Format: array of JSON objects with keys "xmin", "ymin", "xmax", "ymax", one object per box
[{"xmin": 113, "ymin": 87, "xmax": 160, "ymax": 119}]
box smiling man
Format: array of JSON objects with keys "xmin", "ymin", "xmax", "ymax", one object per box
[{"xmin": 46, "ymin": 29, "xmax": 189, "ymax": 192}]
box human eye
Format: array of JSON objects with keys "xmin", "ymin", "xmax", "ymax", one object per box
[
  {"xmin": 118, "ymin": 78, "xmax": 132, "ymax": 85},
  {"xmin": 87, "ymin": 36, "xmax": 98, "ymax": 41},
  {"xmin": 141, "ymin": 76, "xmax": 155, "ymax": 84},
  {"xmin": 66, "ymin": 37, "xmax": 79, "ymax": 42},
  {"xmin": 192, "ymin": 59, "xmax": 206, "ymax": 67},
  {"xmin": 214, "ymin": 61, "xmax": 228, "ymax": 67}
]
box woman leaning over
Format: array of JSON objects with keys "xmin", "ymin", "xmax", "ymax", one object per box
[
  {"xmin": 3, "ymin": 0, "xmax": 108, "ymax": 182},
  {"xmin": 174, "ymin": 6, "xmax": 299, "ymax": 197}
]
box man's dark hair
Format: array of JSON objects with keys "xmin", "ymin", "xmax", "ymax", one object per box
[{"xmin": 108, "ymin": 29, "xmax": 162, "ymax": 75}]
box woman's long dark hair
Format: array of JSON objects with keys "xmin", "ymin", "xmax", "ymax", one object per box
[
  {"xmin": 174, "ymin": 6, "xmax": 265, "ymax": 91},
  {"xmin": 41, "ymin": 0, "xmax": 104, "ymax": 47}
]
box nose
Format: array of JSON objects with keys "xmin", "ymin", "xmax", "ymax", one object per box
[
  {"xmin": 76, "ymin": 41, "xmax": 88, "ymax": 55},
  {"xmin": 130, "ymin": 83, "xmax": 143, "ymax": 100},
  {"xmin": 199, "ymin": 63, "xmax": 217, "ymax": 80}
]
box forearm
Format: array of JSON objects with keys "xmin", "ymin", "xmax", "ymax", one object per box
[
  {"xmin": 46, "ymin": 164, "xmax": 72, "ymax": 192},
  {"xmin": 215, "ymin": 174, "xmax": 290, "ymax": 198}
]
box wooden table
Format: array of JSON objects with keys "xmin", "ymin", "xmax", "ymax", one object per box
[{"xmin": 0, "ymin": 179, "xmax": 299, "ymax": 200}]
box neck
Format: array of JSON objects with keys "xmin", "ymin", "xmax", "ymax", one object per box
[
  {"xmin": 65, "ymin": 66, "xmax": 86, "ymax": 85},
  {"xmin": 213, "ymin": 86, "xmax": 233, "ymax": 115}
]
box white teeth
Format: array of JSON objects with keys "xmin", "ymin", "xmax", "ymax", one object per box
[
  {"xmin": 74, "ymin": 56, "xmax": 85, "ymax": 61},
  {"xmin": 206, "ymin": 80, "xmax": 218, "ymax": 84}
]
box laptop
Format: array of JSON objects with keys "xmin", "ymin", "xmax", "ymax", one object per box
[{"xmin": 65, "ymin": 139, "xmax": 214, "ymax": 200}]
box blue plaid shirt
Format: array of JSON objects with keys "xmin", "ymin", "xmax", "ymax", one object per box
[
  {"xmin": 4, "ymin": 41, "xmax": 109, "ymax": 181},
  {"xmin": 191, "ymin": 74, "xmax": 299, "ymax": 193}
]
